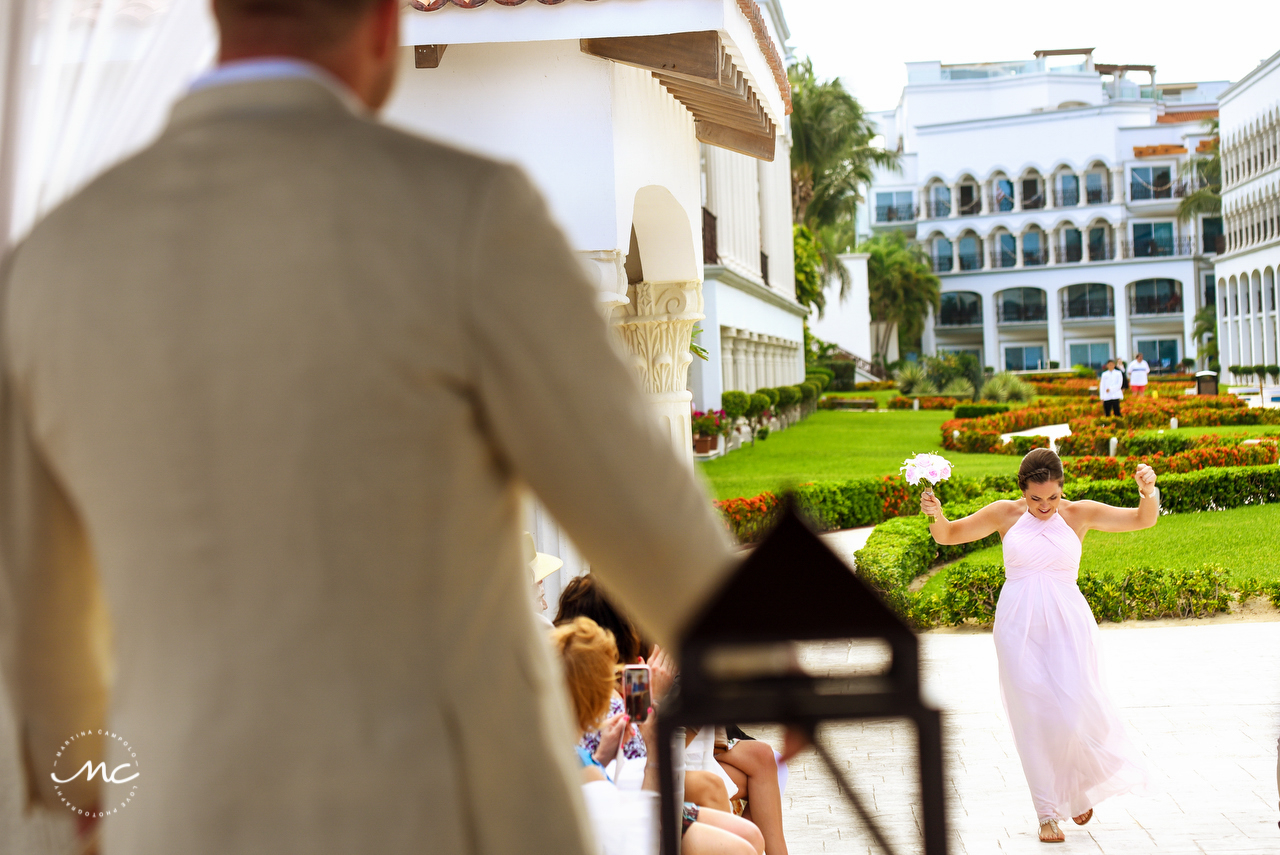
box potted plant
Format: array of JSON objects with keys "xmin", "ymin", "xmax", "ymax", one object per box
[{"xmin": 691, "ymin": 410, "xmax": 719, "ymax": 454}]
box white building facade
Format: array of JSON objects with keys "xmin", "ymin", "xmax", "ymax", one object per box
[
  {"xmin": 1214, "ymin": 48, "xmax": 1280, "ymax": 383},
  {"xmin": 385, "ymin": 0, "xmax": 793, "ymax": 596},
  {"xmin": 865, "ymin": 50, "xmax": 1226, "ymax": 374},
  {"xmin": 689, "ymin": 0, "xmax": 807, "ymax": 413}
]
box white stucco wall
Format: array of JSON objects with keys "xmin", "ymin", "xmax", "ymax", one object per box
[
  {"xmin": 808, "ymin": 254, "xmax": 871, "ymax": 362},
  {"xmin": 383, "ymin": 42, "xmax": 619, "ymax": 252}
]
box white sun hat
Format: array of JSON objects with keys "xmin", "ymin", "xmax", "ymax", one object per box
[{"xmin": 523, "ymin": 531, "xmax": 563, "ymax": 583}]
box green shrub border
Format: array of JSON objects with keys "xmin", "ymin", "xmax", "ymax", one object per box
[{"xmin": 852, "ymin": 465, "xmax": 1280, "ymax": 628}]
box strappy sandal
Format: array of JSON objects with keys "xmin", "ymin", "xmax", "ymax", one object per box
[
  {"xmin": 1038, "ymin": 820, "xmax": 1064, "ymax": 843},
  {"xmin": 1072, "ymin": 809, "xmax": 1093, "ymax": 825}
]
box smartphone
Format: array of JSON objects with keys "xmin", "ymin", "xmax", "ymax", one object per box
[{"xmin": 622, "ymin": 664, "xmax": 652, "ymax": 723}]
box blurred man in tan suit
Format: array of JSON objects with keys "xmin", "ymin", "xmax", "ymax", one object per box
[{"xmin": 0, "ymin": 0, "xmax": 734, "ymax": 852}]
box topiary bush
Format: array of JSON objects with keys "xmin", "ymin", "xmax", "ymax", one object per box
[
  {"xmin": 776, "ymin": 385, "xmax": 800, "ymax": 409},
  {"xmin": 756, "ymin": 387, "xmax": 780, "ymax": 408},
  {"xmin": 721, "ymin": 390, "xmax": 748, "ymax": 423}
]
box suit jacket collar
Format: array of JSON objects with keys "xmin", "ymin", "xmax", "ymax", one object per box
[{"xmin": 167, "ymin": 76, "xmax": 368, "ymax": 132}]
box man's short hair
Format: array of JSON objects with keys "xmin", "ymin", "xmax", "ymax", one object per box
[{"xmin": 215, "ymin": 0, "xmax": 385, "ymax": 49}]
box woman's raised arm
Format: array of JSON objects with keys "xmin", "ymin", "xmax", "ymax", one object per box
[
  {"xmin": 923, "ymin": 494, "xmax": 1015, "ymax": 545},
  {"xmin": 1073, "ymin": 464, "xmax": 1159, "ymax": 533}
]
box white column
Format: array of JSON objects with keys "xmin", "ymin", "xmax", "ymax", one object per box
[
  {"xmin": 1218, "ymin": 293, "xmax": 1233, "ymax": 375},
  {"xmin": 614, "ymin": 278, "xmax": 704, "ymax": 467},
  {"xmin": 1110, "ymin": 166, "xmax": 1124, "ymax": 204},
  {"xmin": 733, "ymin": 336, "xmax": 748, "ymax": 392},
  {"xmin": 1047, "ymin": 286, "xmax": 1063, "ymax": 366},
  {"xmin": 1077, "ymin": 171, "xmax": 1087, "ymax": 207},
  {"xmin": 1113, "ymin": 282, "xmax": 1130, "ymax": 364},
  {"xmin": 1182, "ymin": 286, "xmax": 1197, "ymax": 363},
  {"xmin": 1014, "ymin": 232, "xmax": 1024, "ymax": 268},
  {"xmin": 1048, "ymin": 227, "xmax": 1059, "ymax": 265},
  {"xmin": 721, "ymin": 327, "xmax": 737, "ymax": 392},
  {"xmin": 980, "ymin": 180, "xmax": 991, "ymax": 214},
  {"xmin": 756, "ymin": 338, "xmax": 767, "ymax": 391},
  {"xmin": 1013, "ymin": 178, "xmax": 1023, "ymax": 212},
  {"xmin": 922, "ymin": 304, "xmax": 937, "ymax": 356},
  {"xmin": 982, "ymin": 290, "xmax": 1000, "ymax": 370}
]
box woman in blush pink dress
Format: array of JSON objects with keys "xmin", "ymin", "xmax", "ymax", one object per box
[{"xmin": 920, "ymin": 448, "xmax": 1157, "ymax": 843}]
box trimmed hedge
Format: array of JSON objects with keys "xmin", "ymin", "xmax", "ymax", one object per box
[
  {"xmin": 847, "ymin": 466, "xmax": 1280, "ymax": 627},
  {"xmin": 922, "ymin": 562, "xmax": 1235, "ymax": 626},
  {"xmin": 954, "ymin": 403, "xmax": 1009, "ymax": 420},
  {"xmin": 888, "ymin": 396, "xmax": 958, "ymax": 410},
  {"xmin": 943, "ymin": 396, "xmax": 1280, "ymax": 454},
  {"xmin": 1063, "ymin": 444, "xmax": 1279, "ymax": 480}
]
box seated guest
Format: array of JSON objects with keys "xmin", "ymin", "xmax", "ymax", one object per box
[
  {"xmin": 552, "ymin": 618, "xmax": 763, "ymax": 855},
  {"xmin": 555, "ymin": 575, "xmax": 731, "ymax": 811}
]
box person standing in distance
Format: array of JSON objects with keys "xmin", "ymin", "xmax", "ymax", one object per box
[
  {"xmin": 0, "ymin": 1, "xmax": 736, "ymax": 854},
  {"xmin": 1099, "ymin": 358, "xmax": 1124, "ymax": 418},
  {"xmin": 1128, "ymin": 352, "xmax": 1150, "ymax": 397}
]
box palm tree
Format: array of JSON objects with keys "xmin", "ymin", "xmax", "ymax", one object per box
[
  {"xmin": 860, "ymin": 231, "xmax": 940, "ymax": 364},
  {"xmin": 1177, "ymin": 117, "xmax": 1220, "ymax": 223},
  {"xmin": 789, "ymin": 58, "xmax": 898, "ymax": 302},
  {"xmin": 1192, "ymin": 304, "xmax": 1219, "ymax": 369}
]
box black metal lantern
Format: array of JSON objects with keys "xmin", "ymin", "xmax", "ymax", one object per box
[{"xmin": 658, "ymin": 500, "xmax": 948, "ymax": 854}]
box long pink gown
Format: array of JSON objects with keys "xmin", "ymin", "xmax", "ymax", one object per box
[{"xmin": 993, "ymin": 510, "xmax": 1150, "ymax": 822}]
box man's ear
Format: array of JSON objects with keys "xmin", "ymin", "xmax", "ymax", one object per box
[{"xmin": 372, "ymin": 0, "xmax": 399, "ymax": 60}]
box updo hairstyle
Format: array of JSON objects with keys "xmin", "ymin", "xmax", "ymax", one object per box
[{"xmin": 1017, "ymin": 447, "xmax": 1065, "ymax": 492}]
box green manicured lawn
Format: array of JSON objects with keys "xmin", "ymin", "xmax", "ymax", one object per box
[
  {"xmin": 1132, "ymin": 425, "xmax": 1280, "ymax": 440},
  {"xmin": 821, "ymin": 389, "xmax": 900, "ymax": 407},
  {"xmin": 919, "ymin": 503, "xmax": 1280, "ymax": 597},
  {"xmin": 698, "ymin": 410, "xmax": 1020, "ymax": 500}
]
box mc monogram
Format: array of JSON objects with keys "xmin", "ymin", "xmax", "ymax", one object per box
[{"xmin": 50, "ymin": 729, "xmax": 141, "ymax": 818}]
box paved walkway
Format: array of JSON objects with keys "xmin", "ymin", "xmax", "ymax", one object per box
[{"xmin": 776, "ymin": 620, "xmax": 1280, "ymax": 854}]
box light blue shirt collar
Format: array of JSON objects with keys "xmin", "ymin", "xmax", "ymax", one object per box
[{"xmin": 189, "ymin": 58, "xmax": 362, "ymax": 110}]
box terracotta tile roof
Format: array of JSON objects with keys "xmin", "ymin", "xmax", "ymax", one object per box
[
  {"xmin": 409, "ymin": 0, "xmax": 600, "ymax": 9},
  {"xmin": 409, "ymin": 0, "xmax": 792, "ymax": 115},
  {"xmin": 1157, "ymin": 109, "xmax": 1218, "ymax": 124}
]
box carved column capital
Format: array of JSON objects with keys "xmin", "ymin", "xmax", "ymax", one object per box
[{"xmin": 614, "ymin": 279, "xmax": 704, "ymax": 396}]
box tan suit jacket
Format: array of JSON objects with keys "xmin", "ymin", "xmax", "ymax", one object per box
[{"xmin": 0, "ymin": 77, "xmax": 733, "ymax": 854}]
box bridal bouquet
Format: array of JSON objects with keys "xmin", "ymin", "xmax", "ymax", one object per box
[{"xmin": 901, "ymin": 452, "xmax": 953, "ymax": 522}]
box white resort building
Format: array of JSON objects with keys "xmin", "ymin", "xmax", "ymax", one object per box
[
  {"xmin": 865, "ymin": 49, "xmax": 1226, "ymax": 374},
  {"xmin": 1213, "ymin": 48, "xmax": 1280, "ymax": 384}
]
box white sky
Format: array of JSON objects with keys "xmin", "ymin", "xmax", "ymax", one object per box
[{"xmin": 782, "ymin": 0, "xmax": 1280, "ymax": 113}]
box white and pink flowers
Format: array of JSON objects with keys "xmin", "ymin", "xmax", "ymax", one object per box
[{"xmin": 900, "ymin": 452, "xmax": 953, "ymax": 487}]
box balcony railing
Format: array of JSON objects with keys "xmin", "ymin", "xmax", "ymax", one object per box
[
  {"xmin": 1118, "ymin": 237, "xmax": 1196, "ymax": 259},
  {"xmin": 958, "ymin": 195, "xmax": 982, "ymax": 216},
  {"xmin": 937, "ymin": 308, "xmax": 983, "ymax": 327},
  {"xmin": 1022, "ymin": 247, "xmax": 1049, "ymax": 266},
  {"xmin": 875, "ymin": 204, "xmax": 918, "ymax": 223},
  {"xmin": 1086, "ymin": 240, "xmax": 1115, "ymax": 262},
  {"xmin": 1085, "ymin": 186, "xmax": 1108, "ymax": 204},
  {"xmin": 1061, "ymin": 291, "xmax": 1114, "ymax": 319},
  {"xmin": 991, "ymin": 249, "xmax": 1017, "ymax": 269},
  {"xmin": 923, "ymin": 199, "xmax": 951, "ymax": 219},
  {"xmin": 1060, "ymin": 243, "xmax": 1084, "ymax": 263},
  {"xmin": 958, "ymin": 252, "xmax": 983, "ymax": 271},
  {"xmin": 1130, "ymin": 181, "xmax": 1190, "ymax": 202},
  {"xmin": 932, "ymin": 255, "xmax": 953, "ymax": 273},
  {"xmin": 997, "ymin": 303, "xmax": 1048, "ymax": 323},
  {"xmin": 1021, "ymin": 193, "xmax": 1046, "ymax": 210},
  {"xmin": 1059, "ymin": 187, "xmax": 1080, "ymax": 207},
  {"xmin": 1131, "ymin": 291, "xmax": 1183, "ymax": 316},
  {"xmin": 702, "ymin": 207, "xmax": 718, "ymax": 265}
]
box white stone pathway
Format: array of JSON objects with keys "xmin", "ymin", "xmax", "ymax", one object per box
[{"xmin": 771, "ymin": 620, "xmax": 1280, "ymax": 854}]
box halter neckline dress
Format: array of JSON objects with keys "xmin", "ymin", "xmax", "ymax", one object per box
[{"xmin": 993, "ymin": 509, "xmax": 1150, "ymax": 822}]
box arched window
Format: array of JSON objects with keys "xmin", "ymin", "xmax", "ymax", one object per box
[
  {"xmin": 1063, "ymin": 283, "xmax": 1113, "ymax": 319},
  {"xmin": 998, "ymin": 287, "xmax": 1047, "ymax": 323},
  {"xmin": 958, "ymin": 235, "xmax": 982, "ymax": 270},
  {"xmin": 938, "ymin": 292, "xmax": 982, "ymax": 326},
  {"xmin": 1131, "ymin": 279, "xmax": 1182, "ymax": 315},
  {"xmin": 933, "ymin": 237, "xmax": 953, "ymax": 272}
]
